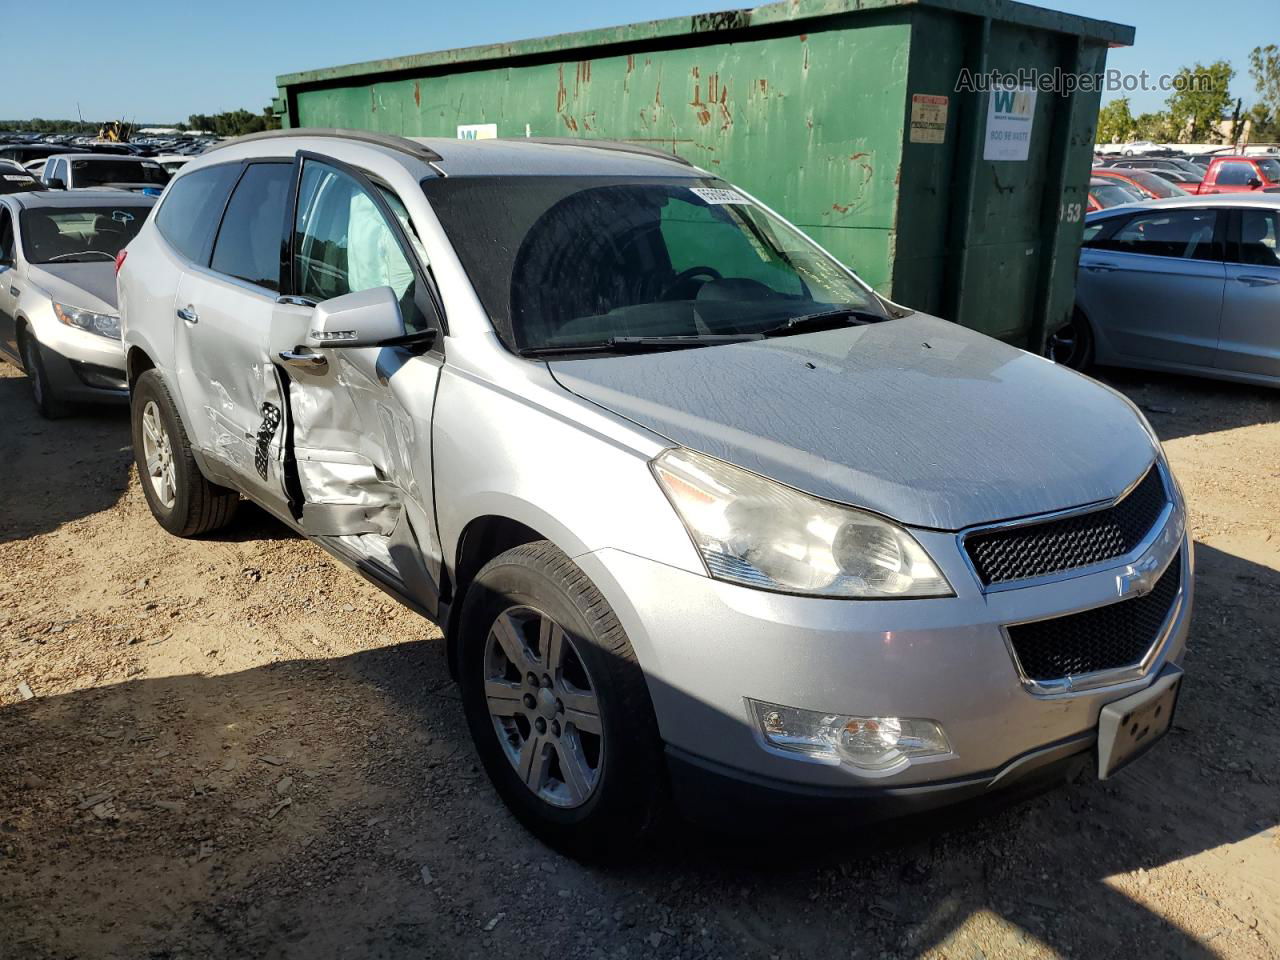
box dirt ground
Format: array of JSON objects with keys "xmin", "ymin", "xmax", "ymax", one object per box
[{"xmin": 0, "ymin": 357, "xmax": 1277, "ymax": 960}]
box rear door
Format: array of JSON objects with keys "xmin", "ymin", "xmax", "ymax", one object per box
[
  {"xmin": 1216, "ymin": 206, "xmax": 1280, "ymax": 377},
  {"xmin": 1077, "ymin": 207, "xmax": 1226, "ymax": 367},
  {"xmin": 269, "ymin": 154, "xmax": 446, "ymax": 611},
  {"xmin": 172, "ymin": 160, "xmax": 295, "ymax": 510}
]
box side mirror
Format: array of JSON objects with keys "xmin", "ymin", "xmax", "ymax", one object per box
[
  {"xmin": 44, "ymin": 177, "xmax": 66, "ymax": 190},
  {"xmin": 1247, "ymin": 177, "xmax": 1263, "ymax": 189},
  {"xmin": 306, "ymin": 286, "xmax": 407, "ymax": 349}
]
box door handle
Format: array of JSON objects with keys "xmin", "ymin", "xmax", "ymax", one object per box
[
  {"xmin": 176, "ymin": 305, "xmax": 199, "ymax": 324},
  {"xmin": 1236, "ymin": 275, "xmax": 1280, "ymax": 286},
  {"xmin": 9, "ymin": 287, "xmax": 18, "ymax": 297},
  {"xmin": 1085, "ymin": 262, "xmax": 1118, "ymax": 272},
  {"xmin": 278, "ymin": 349, "xmax": 329, "ymax": 372}
]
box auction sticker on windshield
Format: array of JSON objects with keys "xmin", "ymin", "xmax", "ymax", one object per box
[{"xmin": 690, "ymin": 187, "xmax": 749, "ymax": 205}]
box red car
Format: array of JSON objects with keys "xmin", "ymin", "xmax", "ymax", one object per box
[
  {"xmin": 1086, "ymin": 177, "xmax": 1145, "ymax": 212},
  {"xmin": 1091, "ymin": 167, "xmax": 1187, "ymax": 200},
  {"xmin": 1197, "ymin": 155, "xmax": 1280, "ymax": 194}
]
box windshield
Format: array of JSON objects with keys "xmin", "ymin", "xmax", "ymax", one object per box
[
  {"xmin": 1257, "ymin": 158, "xmax": 1280, "ymax": 182},
  {"xmin": 70, "ymin": 158, "xmax": 169, "ymax": 188},
  {"xmin": 1090, "ymin": 183, "xmax": 1143, "ymax": 208},
  {"xmin": 1124, "ymin": 170, "xmax": 1188, "ymax": 198},
  {"xmin": 19, "ymin": 205, "xmax": 150, "ymax": 263},
  {"xmin": 422, "ymin": 176, "xmax": 886, "ymax": 352},
  {"xmin": 1, "ymin": 171, "xmax": 45, "ymax": 195}
]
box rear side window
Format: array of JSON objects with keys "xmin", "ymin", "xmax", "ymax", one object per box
[
  {"xmin": 1092, "ymin": 208, "xmax": 1220, "ymax": 261},
  {"xmin": 155, "ymin": 164, "xmax": 240, "ymax": 264},
  {"xmin": 210, "ymin": 163, "xmax": 292, "ymax": 290}
]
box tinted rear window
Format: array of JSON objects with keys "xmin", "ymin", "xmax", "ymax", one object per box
[
  {"xmin": 210, "ymin": 162, "xmax": 291, "ymax": 290},
  {"xmin": 155, "ymin": 163, "xmax": 240, "ymax": 264},
  {"xmin": 71, "ymin": 158, "xmax": 169, "ymax": 188}
]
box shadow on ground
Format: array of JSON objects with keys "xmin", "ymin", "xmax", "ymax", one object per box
[
  {"xmin": 2, "ymin": 539, "xmax": 1276, "ymax": 959},
  {"xmin": 1097, "ymin": 366, "xmax": 1280, "ymax": 443}
]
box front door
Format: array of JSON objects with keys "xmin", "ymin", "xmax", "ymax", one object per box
[
  {"xmin": 270, "ymin": 155, "xmax": 446, "ymax": 611},
  {"xmin": 1078, "ymin": 206, "xmax": 1226, "ymax": 367},
  {"xmin": 1217, "ymin": 207, "xmax": 1280, "ymax": 378}
]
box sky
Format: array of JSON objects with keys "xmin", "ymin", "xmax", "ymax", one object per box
[{"xmin": 4, "ymin": 0, "xmax": 1273, "ymax": 123}]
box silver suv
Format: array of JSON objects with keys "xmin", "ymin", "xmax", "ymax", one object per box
[{"xmin": 118, "ymin": 130, "xmax": 1192, "ymax": 854}]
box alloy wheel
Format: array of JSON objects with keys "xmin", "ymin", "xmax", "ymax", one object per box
[
  {"xmin": 1046, "ymin": 319, "xmax": 1088, "ymax": 369},
  {"xmin": 140, "ymin": 400, "xmax": 177, "ymax": 509},
  {"xmin": 482, "ymin": 605, "xmax": 604, "ymax": 808}
]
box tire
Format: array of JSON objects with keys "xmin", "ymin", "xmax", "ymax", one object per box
[
  {"xmin": 458, "ymin": 541, "xmax": 665, "ymax": 858},
  {"xmin": 131, "ymin": 369, "xmax": 238, "ymax": 537},
  {"xmin": 1044, "ymin": 309, "xmax": 1095, "ymax": 371},
  {"xmin": 19, "ymin": 327, "xmax": 70, "ymax": 420}
]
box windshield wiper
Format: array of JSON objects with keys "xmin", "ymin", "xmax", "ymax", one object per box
[
  {"xmin": 759, "ymin": 307, "xmax": 887, "ymax": 338},
  {"xmin": 519, "ymin": 333, "xmax": 763, "ymax": 357}
]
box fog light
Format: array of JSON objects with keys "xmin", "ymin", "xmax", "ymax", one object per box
[{"xmin": 748, "ymin": 699, "xmax": 951, "ymax": 771}]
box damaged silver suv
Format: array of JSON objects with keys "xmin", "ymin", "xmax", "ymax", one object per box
[{"xmin": 118, "ymin": 130, "xmax": 1192, "ymax": 855}]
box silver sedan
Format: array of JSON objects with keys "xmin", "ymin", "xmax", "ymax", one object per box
[{"xmin": 1053, "ymin": 194, "xmax": 1280, "ymax": 385}]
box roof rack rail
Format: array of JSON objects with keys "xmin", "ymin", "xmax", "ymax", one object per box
[
  {"xmin": 520, "ymin": 136, "xmax": 693, "ymax": 167},
  {"xmin": 206, "ymin": 127, "xmax": 443, "ymax": 163}
]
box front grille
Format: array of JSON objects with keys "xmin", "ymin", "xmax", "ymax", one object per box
[
  {"xmin": 1006, "ymin": 551, "xmax": 1181, "ymax": 682},
  {"xmin": 965, "ymin": 466, "xmax": 1168, "ymax": 586}
]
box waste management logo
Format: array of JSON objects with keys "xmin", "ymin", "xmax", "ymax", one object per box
[{"xmin": 983, "ymin": 87, "xmax": 1037, "ymax": 162}]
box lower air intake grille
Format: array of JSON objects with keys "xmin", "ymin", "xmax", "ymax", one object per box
[{"xmin": 1007, "ymin": 551, "xmax": 1182, "ymax": 682}]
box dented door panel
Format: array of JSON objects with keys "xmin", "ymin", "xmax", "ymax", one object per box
[
  {"xmin": 172, "ymin": 269, "xmax": 290, "ymax": 510},
  {"xmin": 269, "ymin": 300, "xmax": 444, "ymax": 605}
]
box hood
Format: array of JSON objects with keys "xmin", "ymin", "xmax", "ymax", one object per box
[
  {"xmin": 549, "ymin": 313, "xmax": 1156, "ymax": 531},
  {"xmin": 28, "ymin": 262, "xmax": 119, "ymax": 313}
]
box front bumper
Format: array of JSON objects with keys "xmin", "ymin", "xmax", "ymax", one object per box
[
  {"xmin": 574, "ymin": 504, "xmax": 1191, "ymax": 799},
  {"xmin": 29, "ymin": 312, "xmax": 127, "ymax": 403}
]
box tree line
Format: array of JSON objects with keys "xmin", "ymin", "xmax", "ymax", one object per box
[
  {"xmin": 1097, "ymin": 45, "xmax": 1280, "ymax": 144},
  {"xmin": 0, "ymin": 108, "xmax": 280, "ymax": 138}
]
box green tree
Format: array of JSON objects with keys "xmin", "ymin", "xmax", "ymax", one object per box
[
  {"xmin": 1250, "ymin": 44, "xmax": 1280, "ymax": 114},
  {"xmin": 1165, "ymin": 60, "xmax": 1234, "ymax": 142},
  {"xmin": 1133, "ymin": 111, "xmax": 1175, "ymax": 142},
  {"xmin": 1095, "ymin": 97, "xmax": 1136, "ymax": 143},
  {"xmin": 1246, "ymin": 103, "xmax": 1280, "ymax": 142}
]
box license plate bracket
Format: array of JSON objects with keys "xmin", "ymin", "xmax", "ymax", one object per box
[{"xmin": 1097, "ymin": 665, "xmax": 1182, "ymax": 779}]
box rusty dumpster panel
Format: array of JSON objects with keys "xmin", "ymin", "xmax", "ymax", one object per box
[
  {"xmin": 277, "ymin": 0, "xmax": 1133, "ymax": 349},
  {"xmin": 293, "ymin": 25, "xmax": 911, "ymax": 291}
]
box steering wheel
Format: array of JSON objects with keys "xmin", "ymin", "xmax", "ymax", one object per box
[{"xmin": 661, "ymin": 265, "xmax": 722, "ymax": 300}]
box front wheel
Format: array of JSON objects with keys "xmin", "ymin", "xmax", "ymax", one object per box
[
  {"xmin": 131, "ymin": 369, "xmax": 239, "ymax": 537},
  {"xmin": 1044, "ymin": 310, "xmax": 1094, "ymax": 371},
  {"xmin": 19, "ymin": 328, "xmax": 70, "ymax": 420},
  {"xmin": 458, "ymin": 541, "xmax": 665, "ymax": 858}
]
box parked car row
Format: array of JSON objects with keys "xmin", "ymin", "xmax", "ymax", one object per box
[{"xmin": 0, "ymin": 129, "xmax": 1204, "ymax": 854}]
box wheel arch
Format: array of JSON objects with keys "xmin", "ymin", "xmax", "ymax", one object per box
[
  {"xmin": 126, "ymin": 344, "xmax": 156, "ymax": 391},
  {"xmin": 444, "ymin": 513, "xmax": 557, "ymax": 680}
]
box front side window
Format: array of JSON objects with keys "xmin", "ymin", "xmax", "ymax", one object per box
[
  {"xmin": 1215, "ymin": 161, "xmax": 1258, "ymax": 186},
  {"xmin": 422, "ymin": 176, "xmax": 882, "ymax": 352},
  {"xmin": 292, "ymin": 161, "xmax": 427, "ymax": 331},
  {"xmin": 70, "ymin": 159, "xmax": 169, "ymax": 188},
  {"xmin": 1092, "ymin": 208, "xmax": 1220, "ymax": 261},
  {"xmin": 210, "ymin": 162, "xmax": 291, "ymax": 290},
  {"xmin": 0, "ymin": 209, "xmax": 14, "ymax": 261},
  {"xmin": 18, "ymin": 205, "xmax": 149, "ymax": 263},
  {"xmin": 1236, "ymin": 209, "xmax": 1280, "ymax": 267},
  {"xmin": 155, "ymin": 163, "xmax": 241, "ymax": 264}
]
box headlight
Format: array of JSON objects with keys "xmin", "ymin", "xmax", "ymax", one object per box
[
  {"xmin": 53, "ymin": 301, "xmax": 120, "ymax": 340},
  {"xmin": 651, "ymin": 447, "xmax": 952, "ymax": 598}
]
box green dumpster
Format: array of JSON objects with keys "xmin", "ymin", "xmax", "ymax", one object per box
[{"xmin": 273, "ymin": 0, "xmax": 1133, "ymax": 349}]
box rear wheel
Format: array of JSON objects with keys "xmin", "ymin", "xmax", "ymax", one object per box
[
  {"xmin": 1044, "ymin": 309, "xmax": 1094, "ymax": 371},
  {"xmin": 458, "ymin": 541, "xmax": 665, "ymax": 858},
  {"xmin": 131, "ymin": 369, "xmax": 238, "ymax": 536},
  {"xmin": 19, "ymin": 327, "xmax": 70, "ymax": 420}
]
